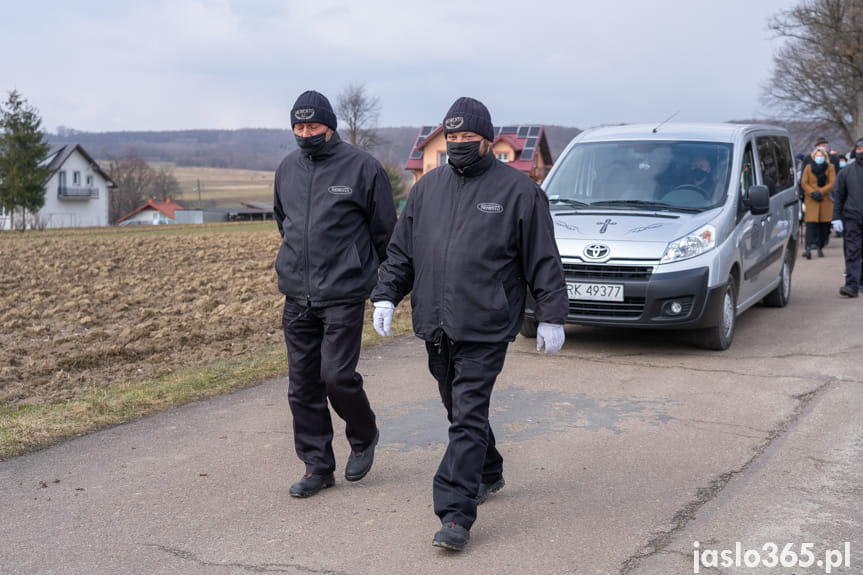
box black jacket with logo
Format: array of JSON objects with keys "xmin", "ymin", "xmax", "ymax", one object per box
[
  {"xmin": 371, "ymin": 152, "xmax": 568, "ymax": 342},
  {"xmin": 832, "ymin": 159, "xmax": 863, "ymax": 222},
  {"xmin": 274, "ymin": 132, "xmax": 397, "ymax": 306}
]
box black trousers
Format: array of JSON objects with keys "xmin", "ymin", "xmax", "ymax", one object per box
[
  {"xmin": 804, "ymin": 221, "xmax": 831, "ymax": 249},
  {"xmin": 426, "ymin": 337, "xmax": 507, "ymax": 530},
  {"xmin": 842, "ymin": 219, "xmax": 863, "ymax": 292},
  {"xmin": 282, "ymin": 298, "xmax": 377, "ymax": 475}
]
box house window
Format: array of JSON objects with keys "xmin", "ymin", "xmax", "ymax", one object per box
[
  {"xmin": 73, "ymin": 171, "xmax": 81, "ymax": 185},
  {"xmin": 496, "ymin": 152, "xmax": 510, "ymax": 162},
  {"xmin": 438, "ymin": 151, "xmax": 448, "ymax": 167},
  {"xmin": 86, "ymin": 175, "xmax": 94, "ymax": 186}
]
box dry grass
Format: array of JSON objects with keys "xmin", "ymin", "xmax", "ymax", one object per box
[{"xmin": 155, "ymin": 164, "xmax": 275, "ymax": 207}]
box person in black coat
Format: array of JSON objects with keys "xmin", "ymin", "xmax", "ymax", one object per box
[
  {"xmin": 371, "ymin": 97, "xmax": 568, "ymax": 551},
  {"xmin": 273, "ymin": 90, "xmax": 397, "ymax": 497},
  {"xmin": 832, "ymin": 137, "xmax": 863, "ymax": 297}
]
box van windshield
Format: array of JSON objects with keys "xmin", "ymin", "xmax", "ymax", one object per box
[{"xmin": 544, "ymin": 140, "xmax": 733, "ymax": 211}]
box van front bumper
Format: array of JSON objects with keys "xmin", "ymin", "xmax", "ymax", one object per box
[{"xmin": 526, "ymin": 266, "xmax": 727, "ymax": 330}]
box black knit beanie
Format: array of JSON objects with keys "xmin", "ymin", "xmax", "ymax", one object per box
[
  {"xmin": 443, "ymin": 97, "xmax": 494, "ymax": 141},
  {"xmin": 291, "ymin": 90, "xmax": 337, "ymax": 131}
]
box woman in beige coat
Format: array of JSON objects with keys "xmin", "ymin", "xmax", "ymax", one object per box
[{"xmin": 801, "ymin": 147, "xmax": 836, "ymax": 258}]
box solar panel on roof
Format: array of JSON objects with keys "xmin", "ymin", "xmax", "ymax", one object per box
[
  {"xmin": 521, "ymin": 149, "xmax": 536, "ymax": 162},
  {"xmin": 502, "ymin": 126, "xmax": 517, "ymax": 134},
  {"xmin": 517, "ymin": 126, "xmax": 529, "ymax": 138},
  {"xmin": 494, "ymin": 127, "xmax": 502, "ymax": 137},
  {"xmin": 420, "ymin": 126, "xmax": 434, "ymax": 138},
  {"xmin": 525, "ymin": 137, "xmax": 538, "ymax": 149},
  {"xmin": 528, "ymin": 126, "xmax": 540, "ymax": 137},
  {"xmin": 409, "ymin": 149, "xmax": 423, "ymax": 160}
]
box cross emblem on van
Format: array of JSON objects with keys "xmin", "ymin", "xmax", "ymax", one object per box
[{"xmin": 596, "ymin": 218, "xmax": 617, "ymax": 234}]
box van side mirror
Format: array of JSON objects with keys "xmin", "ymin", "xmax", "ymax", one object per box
[{"xmin": 746, "ymin": 185, "xmax": 770, "ymax": 215}]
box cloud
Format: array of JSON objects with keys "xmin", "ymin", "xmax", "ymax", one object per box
[{"xmin": 0, "ymin": 0, "xmax": 797, "ymax": 132}]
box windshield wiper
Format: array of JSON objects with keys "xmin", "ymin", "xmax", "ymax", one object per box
[
  {"xmin": 548, "ymin": 197, "xmax": 588, "ymax": 207},
  {"xmin": 590, "ymin": 200, "xmax": 702, "ymax": 213}
]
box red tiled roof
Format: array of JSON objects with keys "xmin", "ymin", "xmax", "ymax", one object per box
[{"xmin": 117, "ymin": 198, "xmax": 184, "ymax": 222}]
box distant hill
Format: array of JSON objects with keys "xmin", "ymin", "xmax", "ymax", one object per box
[
  {"xmin": 48, "ymin": 127, "xmax": 426, "ymax": 172},
  {"xmin": 48, "ymin": 126, "xmax": 583, "ymax": 172},
  {"xmin": 46, "ymin": 121, "xmax": 849, "ymax": 174}
]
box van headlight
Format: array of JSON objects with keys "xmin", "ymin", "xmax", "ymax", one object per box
[{"xmin": 660, "ymin": 224, "xmax": 715, "ymax": 263}]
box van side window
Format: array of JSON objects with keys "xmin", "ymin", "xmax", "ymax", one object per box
[
  {"xmin": 755, "ymin": 135, "xmax": 794, "ymax": 195},
  {"xmin": 740, "ymin": 143, "xmax": 755, "ymax": 200}
]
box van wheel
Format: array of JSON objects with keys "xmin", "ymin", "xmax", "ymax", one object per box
[
  {"xmin": 695, "ymin": 278, "xmax": 736, "ymax": 350},
  {"xmin": 763, "ymin": 249, "xmax": 791, "ymax": 307},
  {"xmin": 520, "ymin": 316, "xmax": 538, "ymax": 338}
]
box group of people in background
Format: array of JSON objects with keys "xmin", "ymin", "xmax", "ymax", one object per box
[{"xmin": 797, "ymin": 135, "xmax": 863, "ymax": 298}]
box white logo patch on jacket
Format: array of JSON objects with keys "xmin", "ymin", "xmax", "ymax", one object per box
[
  {"xmin": 477, "ymin": 202, "xmax": 503, "ymax": 214},
  {"xmin": 328, "ymin": 185, "xmax": 353, "ymax": 195}
]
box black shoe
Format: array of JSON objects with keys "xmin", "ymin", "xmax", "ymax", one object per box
[
  {"xmin": 477, "ymin": 476, "xmax": 505, "ymax": 505},
  {"xmin": 432, "ymin": 522, "xmax": 470, "ymax": 551},
  {"xmin": 802, "ymin": 249, "xmax": 811, "ymax": 260},
  {"xmin": 839, "ymin": 286, "xmax": 859, "ymax": 298},
  {"xmin": 289, "ymin": 473, "xmax": 335, "ymax": 498},
  {"xmin": 818, "ymin": 248, "xmax": 824, "ymax": 257},
  {"xmin": 345, "ymin": 429, "xmax": 379, "ymax": 482}
]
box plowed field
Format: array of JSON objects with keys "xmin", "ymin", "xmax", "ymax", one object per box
[{"xmin": 0, "ymin": 224, "xmax": 286, "ymax": 409}]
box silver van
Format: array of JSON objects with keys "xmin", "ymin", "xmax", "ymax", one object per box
[{"xmin": 522, "ymin": 123, "xmax": 798, "ymax": 350}]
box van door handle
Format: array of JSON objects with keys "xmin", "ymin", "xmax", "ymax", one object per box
[{"xmin": 760, "ymin": 215, "xmax": 771, "ymax": 225}]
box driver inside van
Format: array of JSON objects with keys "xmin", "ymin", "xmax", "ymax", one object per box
[{"xmin": 690, "ymin": 155, "xmax": 713, "ymax": 188}]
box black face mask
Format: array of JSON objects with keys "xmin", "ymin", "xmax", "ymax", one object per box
[
  {"xmin": 295, "ymin": 133, "xmax": 328, "ymax": 156},
  {"xmin": 446, "ymin": 140, "xmax": 483, "ymax": 170},
  {"xmin": 692, "ymin": 167, "xmax": 710, "ymax": 181}
]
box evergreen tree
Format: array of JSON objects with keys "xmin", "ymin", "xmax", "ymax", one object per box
[
  {"xmin": 384, "ymin": 163, "xmax": 408, "ymax": 213},
  {"xmin": 0, "ymin": 91, "xmax": 51, "ymax": 230}
]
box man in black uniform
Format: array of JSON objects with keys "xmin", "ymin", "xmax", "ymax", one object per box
[
  {"xmin": 832, "ymin": 137, "xmax": 863, "ymax": 298},
  {"xmin": 370, "ymin": 97, "xmax": 569, "ymax": 550},
  {"xmin": 274, "ymin": 90, "xmax": 397, "ymax": 497}
]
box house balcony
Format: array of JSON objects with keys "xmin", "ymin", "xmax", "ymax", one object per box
[{"xmin": 58, "ymin": 186, "xmax": 99, "ymax": 200}]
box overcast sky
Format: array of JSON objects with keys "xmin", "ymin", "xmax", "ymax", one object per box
[{"xmin": 1, "ymin": 0, "xmax": 800, "ymax": 134}]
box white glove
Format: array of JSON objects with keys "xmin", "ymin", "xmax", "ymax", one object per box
[
  {"xmin": 536, "ymin": 322, "xmax": 565, "ymax": 355},
  {"xmin": 372, "ymin": 301, "xmax": 395, "ymax": 336},
  {"xmin": 832, "ymin": 219, "xmax": 843, "ymax": 233}
]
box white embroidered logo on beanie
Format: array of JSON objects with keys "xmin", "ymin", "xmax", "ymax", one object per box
[
  {"xmin": 294, "ymin": 108, "xmax": 316, "ymax": 121},
  {"xmin": 445, "ymin": 117, "xmax": 465, "ymax": 131}
]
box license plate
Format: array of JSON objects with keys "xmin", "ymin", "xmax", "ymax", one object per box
[{"xmin": 567, "ymin": 282, "xmax": 624, "ymax": 301}]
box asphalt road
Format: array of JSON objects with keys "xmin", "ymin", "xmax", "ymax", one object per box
[{"xmin": 1, "ymin": 239, "xmax": 861, "ymax": 575}]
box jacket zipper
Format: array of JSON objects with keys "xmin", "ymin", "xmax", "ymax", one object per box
[
  {"xmin": 303, "ymin": 160, "xmax": 316, "ymax": 306},
  {"xmin": 438, "ymin": 172, "xmax": 465, "ymax": 329}
]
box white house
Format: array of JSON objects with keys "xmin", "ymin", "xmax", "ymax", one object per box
[
  {"xmin": 0, "ymin": 143, "xmax": 114, "ymax": 230},
  {"xmin": 117, "ymin": 197, "xmax": 184, "ymax": 225}
]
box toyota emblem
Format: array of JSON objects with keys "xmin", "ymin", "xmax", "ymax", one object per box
[{"xmin": 583, "ymin": 243, "xmax": 610, "ymax": 260}]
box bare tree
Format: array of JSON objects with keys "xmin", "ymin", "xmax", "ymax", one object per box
[
  {"xmin": 764, "ymin": 0, "xmax": 863, "ymax": 149},
  {"xmin": 104, "ymin": 151, "xmax": 183, "ymax": 223},
  {"xmin": 335, "ymin": 83, "xmax": 384, "ymax": 151},
  {"xmin": 150, "ymin": 165, "xmax": 182, "ymax": 202},
  {"xmin": 106, "ymin": 151, "xmax": 154, "ymax": 224}
]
